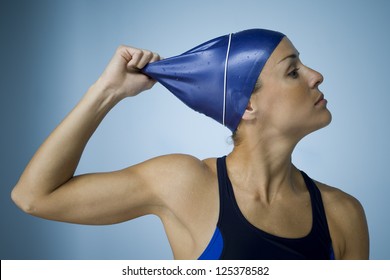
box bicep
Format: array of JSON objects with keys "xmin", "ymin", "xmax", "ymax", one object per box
[{"xmin": 33, "ymin": 168, "xmax": 160, "ymax": 225}]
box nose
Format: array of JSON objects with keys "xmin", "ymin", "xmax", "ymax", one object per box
[{"xmin": 308, "ymin": 67, "xmax": 324, "ymax": 89}]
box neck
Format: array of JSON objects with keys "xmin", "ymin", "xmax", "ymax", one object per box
[{"xmin": 227, "ymin": 130, "xmax": 301, "ymax": 203}]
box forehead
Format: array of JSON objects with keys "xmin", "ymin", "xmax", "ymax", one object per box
[{"xmin": 262, "ymin": 37, "xmax": 299, "ymax": 72}]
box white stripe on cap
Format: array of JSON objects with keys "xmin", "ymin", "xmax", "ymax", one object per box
[{"xmin": 223, "ymin": 33, "xmax": 232, "ymax": 127}]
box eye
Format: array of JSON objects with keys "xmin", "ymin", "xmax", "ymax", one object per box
[{"xmin": 288, "ymin": 68, "xmax": 300, "ymax": 79}]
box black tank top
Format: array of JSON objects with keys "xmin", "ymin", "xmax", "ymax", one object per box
[{"xmin": 198, "ymin": 156, "xmax": 334, "ymax": 259}]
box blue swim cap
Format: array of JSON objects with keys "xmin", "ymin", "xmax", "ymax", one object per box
[{"xmin": 142, "ymin": 29, "xmax": 285, "ymax": 132}]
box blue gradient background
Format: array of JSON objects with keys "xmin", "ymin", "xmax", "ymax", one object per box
[{"xmin": 1, "ymin": 0, "xmax": 389, "ymax": 259}]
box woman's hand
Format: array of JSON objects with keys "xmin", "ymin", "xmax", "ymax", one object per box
[{"xmin": 96, "ymin": 45, "xmax": 160, "ymax": 100}]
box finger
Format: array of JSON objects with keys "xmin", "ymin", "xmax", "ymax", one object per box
[
  {"xmin": 135, "ymin": 50, "xmax": 154, "ymax": 69},
  {"xmin": 150, "ymin": 52, "xmax": 161, "ymax": 63},
  {"xmin": 126, "ymin": 48, "xmax": 143, "ymax": 70}
]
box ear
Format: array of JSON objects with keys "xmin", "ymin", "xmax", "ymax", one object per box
[{"xmin": 241, "ymin": 99, "xmax": 257, "ymax": 121}]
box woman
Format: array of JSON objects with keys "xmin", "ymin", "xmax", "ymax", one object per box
[{"xmin": 11, "ymin": 29, "xmax": 369, "ymax": 259}]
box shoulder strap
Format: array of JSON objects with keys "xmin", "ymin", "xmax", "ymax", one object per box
[
  {"xmin": 216, "ymin": 156, "xmax": 228, "ymax": 225},
  {"xmin": 300, "ymin": 171, "xmax": 333, "ymax": 244}
]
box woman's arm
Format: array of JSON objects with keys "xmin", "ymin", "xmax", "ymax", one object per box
[
  {"xmin": 11, "ymin": 45, "xmax": 163, "ymax": 224},
  {"xmin": 320, "ymin": 184, "xmax": 370, "ymax": 259},
  {"xmin": 338, "ymin": 195, "xmax": 370, "ymax": 259}
]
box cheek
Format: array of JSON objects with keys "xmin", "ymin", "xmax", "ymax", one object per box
[
  {"xmin": 280, "ymin": 83, "xmax": 313, "ymax": 116},
  {"xmin": 275, "ymin": 99, "xmax": 306, "ymax": 125},
  {"xmin": 258, "ymin": 95, "xmax": 296, "ymax": 130},
  {"xmin": 259, "ymin": 87, "xmax": 313, "ymax": 130},
  {"xmin": 265, "ymin": 86, "xmax": 308, "ymax": 116}
]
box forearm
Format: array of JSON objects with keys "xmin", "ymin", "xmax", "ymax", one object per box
[{"xmin": 12, "ymin": 83, "xmax": 119, "ymax": 205}]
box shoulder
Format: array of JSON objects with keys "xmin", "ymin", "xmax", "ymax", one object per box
[
  {"xmin": 315, "ymin": 181, "xmax": 363, "ymax": 214},
  {"xmin": 130, "ymin": 153, "xmax": 204, "ymax": 175},
  {"xmin": 315, "ymin": 181, "xmax": 365, "ymax": 223},
  {"xmin": 314, "ymin": 180, "xmax": 369, "ymax": 259},
  {"xmin": 132, "ymin": 154, "xmax": 221, "ymax": 258},
  {"xmin": 135, "ymin": 153, "xmax": 216, "ymax": 180},
  {"xmin": 131, "ymin": 153, "xmax": 218, "ymax": 201}
]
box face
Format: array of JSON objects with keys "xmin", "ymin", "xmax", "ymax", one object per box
[{"xmin": 248, "ymin": 37, "xmax": 332, "ymax": 139}]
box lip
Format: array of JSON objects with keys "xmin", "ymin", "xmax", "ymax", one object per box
[{"xmin": 314, "ymin": 93, "xmax": 326, "ymax": 106}]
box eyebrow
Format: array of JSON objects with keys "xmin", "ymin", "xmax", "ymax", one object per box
[{"xmin": 277, "ymin": 53, "xmax": 300, "ymax": 64}]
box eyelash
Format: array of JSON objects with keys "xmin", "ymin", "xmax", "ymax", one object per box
[{"xmin": 288, "ymin": 67, "xmax": 300, "ymax": 79}]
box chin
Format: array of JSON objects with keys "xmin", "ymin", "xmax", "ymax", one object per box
[
  {"xmin": 321, "ymin": 109, "xmax": 333, "ymax": 128},
  {"xmin": 306, "ymin": 110, "xmax": 333, "ymax": 135},
  {"xmin": 313, "ymin": 111, "xmax": 332, "ymax": 133}
]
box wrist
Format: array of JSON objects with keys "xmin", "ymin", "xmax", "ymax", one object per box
[{"xmin": 85, "ymin": 81, "xmax": 122, "ymax": 113}]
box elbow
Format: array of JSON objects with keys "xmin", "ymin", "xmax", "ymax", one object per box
[{"xmin": 11, "ymin": 184, "xmax": 39, "ymax": 215}]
